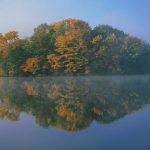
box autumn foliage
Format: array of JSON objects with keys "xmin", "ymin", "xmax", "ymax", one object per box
[
  {"xmin": 1, "ymin": 51, "xmax": 8, "ymax": 58},
  {"xmin": 21, "ymin": 57, "xmax": 39, "ymax": 74},
  {"xmin": 0, "ymin": 18, "xmax": 150, "ymax": 76}
]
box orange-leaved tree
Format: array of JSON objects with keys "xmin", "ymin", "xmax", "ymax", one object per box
[{"xmin": 47, "ymin": 19, "xmax": 91, "ymax": 74}]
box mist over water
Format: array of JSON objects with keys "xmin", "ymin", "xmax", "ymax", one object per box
[{"xmin": 0, "ymin": 76, "xmax": 150, "ymax": 149}]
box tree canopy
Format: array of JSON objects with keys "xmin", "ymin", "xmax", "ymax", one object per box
[{"xmin": 0, "ymin": 18, "xmax": 150, "ymax": 76}]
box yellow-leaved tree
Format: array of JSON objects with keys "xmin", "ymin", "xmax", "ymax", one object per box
[{"xmin": 47, "ymin": 19, "xmax": 91, "ymax": 74}]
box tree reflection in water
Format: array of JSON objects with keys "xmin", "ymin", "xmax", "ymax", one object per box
[{"xmin": 0, "ymin": 76, "xmax": 150, "ymax": 131}]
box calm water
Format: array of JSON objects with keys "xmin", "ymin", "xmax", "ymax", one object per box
[{"xmin": 0, "ymin": 76, "xmax": 150, "ymax": 150}]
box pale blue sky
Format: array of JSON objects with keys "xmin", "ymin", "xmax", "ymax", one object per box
[{"xmin": 0, "ymin": 0, "xmax": 150, "ymax": 42}]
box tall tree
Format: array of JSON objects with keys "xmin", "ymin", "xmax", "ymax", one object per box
[{"xmin": 47, "ymin": 19, "xmax": 91, "ymax": 74}]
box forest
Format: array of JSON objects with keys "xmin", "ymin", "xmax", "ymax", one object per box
[{"xmin": 0, "ymin": 18, "xmax": 150, "ymax": 76}]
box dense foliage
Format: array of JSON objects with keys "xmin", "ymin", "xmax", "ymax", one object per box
[{"xmin": 0, "ymin": 18, "xmax": 150, "ymax": 76}]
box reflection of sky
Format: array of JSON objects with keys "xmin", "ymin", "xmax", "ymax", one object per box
[
  {"xmin": 0, "ymin": 0, "xmax": 150, "ymax": 42},
  {"xmin": 0, "ymin": 107, "xmax": 150, "ymax": 150}
]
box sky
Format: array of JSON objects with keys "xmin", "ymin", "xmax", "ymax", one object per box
[{"xmin": 0, "ymin": 0, "xmax": 150, "ymax": 42}]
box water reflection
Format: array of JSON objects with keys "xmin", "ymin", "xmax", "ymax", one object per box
[{"xmin": 0, "ymin": 76, "xmax": 150, "ymax": 131}]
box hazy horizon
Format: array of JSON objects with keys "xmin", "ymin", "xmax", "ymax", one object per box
[{"xmin": 0, "ymin": 0, "xmax": 150, "ymax": 42}]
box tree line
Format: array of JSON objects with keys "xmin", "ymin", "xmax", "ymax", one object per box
[{"xmin": 0, "ymin": 18, "xmax": 150, "ymax": 76}]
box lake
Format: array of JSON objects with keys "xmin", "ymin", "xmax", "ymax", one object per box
[{"xmin": 0, "ymin": 76, "xmax": 150, "ymax": 150}]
